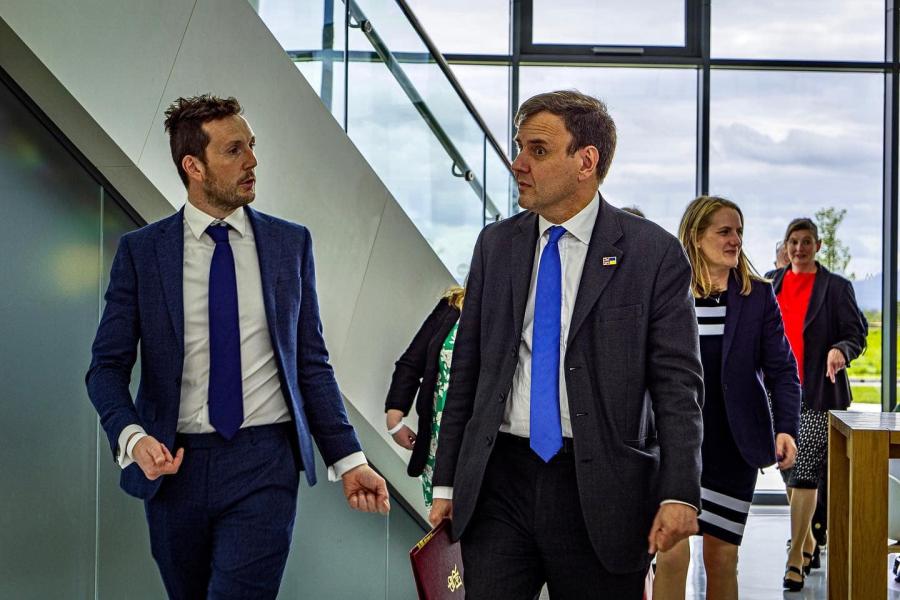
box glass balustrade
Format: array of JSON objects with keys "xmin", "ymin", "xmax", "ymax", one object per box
[{"xmin": 254, "ymin": 0, "xmax": 515, "ymax": 280}]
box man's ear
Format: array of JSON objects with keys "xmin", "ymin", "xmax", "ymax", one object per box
[
  {"xmin": 578, "ymin": 146, "xmax": 600, "ymax": 182},
  {"xmin": 182, "ymin": 154, "xmax": 205, "ymax": 184}
]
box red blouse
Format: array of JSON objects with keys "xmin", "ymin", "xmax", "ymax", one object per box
[{"xmin": 776, "ymin": 270, "xmax": 816, "ymax": 384}]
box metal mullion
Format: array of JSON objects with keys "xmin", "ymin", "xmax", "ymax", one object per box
[
  {"xmin": 685, "ymin": 0, "xmax": 702, "ymax": 56},
  {"xmin": 883, "ymin": 0, "xmax": 899, "ymax": 411},
  {"xmin": 511, "ymin": 0, "xmax": 522, "ymax": 168},
  {"xmin": 443, "ymin": 53, "xmax": 513, "ymax": 66},
  {"xmin": 517, "ymin": 54, "xmax": 701, "ymax": 67},
  {"xmin": 695, "ymin": 0, "xmax": 711, "ymax": 196},
  {"xmin": 710, "ymin": 58, "xmax": 888, "ymax": 73}
]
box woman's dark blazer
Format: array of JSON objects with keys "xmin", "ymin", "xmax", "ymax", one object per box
[
  {"xmin": 721, "ymin": 271, "xmax": 802, "ymax": 468},
  {"xmin": 385, "ymin": 298, "xmax": 460, "ymax": 476},
  {"xmin": 771, "ymin": 264, "xmax": 868, "ymax": 412}
]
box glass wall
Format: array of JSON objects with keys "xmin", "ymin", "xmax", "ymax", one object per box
[
  {"xmin": 0, "ymin": 74, "xmax": 423, "ymax": 598},
  {"xmin": 520, "ymin": 66, "xmax": 697, "ymax": 229},
  {"xmin": 255, "ymin": 0, "xmax": 514, "ymax": 281},
  {"xmin": 255, "ymin": 0, "xmax": 900, "ymax": 499}
]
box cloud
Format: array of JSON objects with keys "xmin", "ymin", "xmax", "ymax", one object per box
[{"xmin": 714, "ymin": 122, "xmax": 881, "ymax": 168}]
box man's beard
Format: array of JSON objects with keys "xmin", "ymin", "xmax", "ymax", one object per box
[{"xmin": 203, "ymin": 172, "xmax": 253, "ymax": 213}]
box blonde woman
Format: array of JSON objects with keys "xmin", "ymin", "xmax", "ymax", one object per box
[
  {"xmin": 654, "ymin": 197, "xmax": 801, "ymax": 599},
  {"xmin": 384, "ymin": 286, "xmax": 464, "ymax": 507}
]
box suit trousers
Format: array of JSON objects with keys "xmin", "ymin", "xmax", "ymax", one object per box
[
  {"xmin": 460, "ymin": 433, "xmax": 646, "ymax": 600},
  {"xmin": 144, "ymin": 423, "xmax": 299, "ymax": 600}
]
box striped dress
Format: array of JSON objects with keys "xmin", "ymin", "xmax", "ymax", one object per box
[{"xmin": 695, "ymin": 294, "xmax": 758, "ymax": 546}]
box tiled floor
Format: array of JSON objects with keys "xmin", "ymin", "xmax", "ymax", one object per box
[
  {"xmin": 684, "ymin": 505, "xmax": 900, "ymax": 599},
  {"xmin": 537, "ymin": 504, "xmax": 899, "ymax": 599},
  {"xmin": 686, "ymin": 505, "xmax": 826, "ymax": 599}
]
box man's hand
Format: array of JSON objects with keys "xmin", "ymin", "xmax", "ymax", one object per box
[
  {"xmin": 386, "ymin": 409, "xmax": 416, "ymax": 450},
  {"xmin": 428, "ymin": 498, "xmax": 452, "ymax": 528},
  {"xmin": 132, "ymin": 436, "xmax": 184, "ymax": 480},
  {"xmin": 647, "ymin": 503, "xmax": 698, "ymax": 554},
  {"xmin": 342, "ymin": 465, "xmax": 390, "ymax": 514},
  {"xmin": 775, "ymin": 432, "xmax": 797, "ymax": 470},
  {"xmin": 826, "ymin": 348, "xmax": 847, "ymax": 383}
]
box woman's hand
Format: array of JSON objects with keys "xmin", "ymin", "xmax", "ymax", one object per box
[
  {"xmin": 386, "ymin": 408, "xmax": 417, "ymax": 450},
  {"xmin": 775, "ymin": 433, "xmax": 797, "ymax": 470},
  {"xmin": 826, "ymin": 348, "xmax": 847, "ymax": 383}
]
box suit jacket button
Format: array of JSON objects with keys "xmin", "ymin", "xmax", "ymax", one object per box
[
  {"xmin": 175, "ymin": 376, "xmax": 181, "ymax": 385},
  {"xmin": 486, "ymin": 435, "xmax": 493, "ymax": 446},
  {"xmin": 498, "ymin": 393, "xmax": 505, "ymax": 403}
]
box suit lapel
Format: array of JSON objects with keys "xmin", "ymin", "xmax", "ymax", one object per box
[
  {"xmin": 721, "ymin": 271, "xmax": 742, "ymax": 369},
  {"xmin": 156, "ymin": 208, "xmax": 185, "ymax": 352},
  {"xmin": 511, "ymin": 212, "xmax": 539, "ymax": 342},
  {"xmin": 245, "ymin": 206, "xmax": 282, "ymax": 346},
  {"xmin": 804, "ymin": 265, "xmax": 829, "ymax": 332},
  {"xmin": 567, "ymin": 198, "xmax": 623, "ymax": 345}
]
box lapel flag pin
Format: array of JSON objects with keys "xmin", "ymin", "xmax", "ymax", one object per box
[{"xmin": 602, "ymin": 256, "xmax": 617, "ymax": 266}]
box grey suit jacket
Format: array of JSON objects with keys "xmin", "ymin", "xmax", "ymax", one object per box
[{"xmin": 432, "ymin": 197, "xmax": 704, "ymax": 574}]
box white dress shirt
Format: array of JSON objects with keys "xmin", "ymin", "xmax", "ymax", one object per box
[
  {"xmin": 118, "ymin": 201, "xmax": 365, "ymax": 480},
  {"xmin": 500, "ymin": 193, "xmax": 599, "ymax": 438}
]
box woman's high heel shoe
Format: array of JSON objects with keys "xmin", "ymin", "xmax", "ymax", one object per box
[
  {"xmin": 810, "ymin": 543, "xmax": 821, "ymax": 570},
  {"xmin": 802, "ymin": 551, "xmax": 813, "ymax": 575},
  {"xmin": 783, "ymin": 566, "xmax": 805, "ymax": 592}
]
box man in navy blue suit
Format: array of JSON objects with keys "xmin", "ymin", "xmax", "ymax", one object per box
[{"xmin": 86, "ymin": 95, "xmax": 389, "ymax": 599}]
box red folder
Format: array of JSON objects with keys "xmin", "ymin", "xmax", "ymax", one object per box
[{"xmin": 409, "ymin": 519, "xmax": 465, "ymax": 599}]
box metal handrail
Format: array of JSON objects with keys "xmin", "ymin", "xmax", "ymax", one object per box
[
  {"xmin": 392, "ymin": 0, "xmax": 513, "ymax": 174},
  {"xmin": 344, "ymin": 0, "xmax": 507, "ymax": 220}
]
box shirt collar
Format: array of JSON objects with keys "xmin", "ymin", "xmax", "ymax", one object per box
[
  {"xmin": 183, "ymin": 200, "xmax": 248, "ymax": 241},
  {"xmin": 537, "ymin": 191, "xmax": 599, "ymax": 245}
]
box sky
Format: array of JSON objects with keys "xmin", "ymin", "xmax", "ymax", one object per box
[{"xmin": 255, "ymin": 0, "xmax": 889, "ymax": 289}]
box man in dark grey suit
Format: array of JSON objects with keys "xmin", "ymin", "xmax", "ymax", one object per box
[{"xmin": 428, "ymin": 91, "xmax": 704, "ymax": 598}]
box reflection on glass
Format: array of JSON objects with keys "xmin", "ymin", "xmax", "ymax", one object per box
[
  {"xmin": 710, "ymin": 70, "xmax": 883, "ymax": 487},
  {"xmin": 255, "ymin": 0, "xmax": 326, "ymax": 51},
  {"xmin": 711, "ymin": 0, "xmax": 884, "ymax": 61},
  {"xmin": 532, "ymin": 0, "xmax": 685, "ymax": 47},
  {"xmin": 0, "ymin": 79, "xmax": 101, "ymax": 598},
  {"xmin": 406, "ymin": 0, "xmax": 510, "ymax": 54},
  {"xmin": 449, "ymin": 64, "xmax": 511, "ymax": 155},
  {"xmin": 347, "ymin": 61, "xmax": 485, "ymax": 280},
  {"xmin": 519, "ymin": 66, "xmax": 696, "ymax": 232}
]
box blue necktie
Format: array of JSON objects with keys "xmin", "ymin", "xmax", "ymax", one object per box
[
  {"xmin": 531, "ymin": 225, "xmax": 566, "ymax": 462},
  {"xmin": 206, "ymin": 224, "xmax": 243, "ymax": 439}
]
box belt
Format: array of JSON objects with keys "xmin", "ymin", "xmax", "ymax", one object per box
[{"xmin": 496, "ymin": 431, "xmax": 575, "ymax": 455}]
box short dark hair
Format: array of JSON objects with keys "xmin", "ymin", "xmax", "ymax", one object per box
[
  {"xmin": 163, "ymin": 95, "xmax": 243, "ymax": 187},
  {"xmin": 784, "ymin": 217, "xmax": 819, "ymax": 243},
  {"xmin": 514, "ymin": 90, "xmax": 617, "ymax": 184}
]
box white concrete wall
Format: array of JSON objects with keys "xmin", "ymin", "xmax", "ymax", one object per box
[{"xmin": 0, "ymin": 0, "xmax": 456, "ymax": 519}]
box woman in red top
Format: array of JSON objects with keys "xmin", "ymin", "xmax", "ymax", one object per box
[{"xmin": 772, "ymin": 218, "xmax": 868, "ymax": 591}]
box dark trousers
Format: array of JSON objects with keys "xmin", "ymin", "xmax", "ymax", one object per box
[
  {"xmin": 461, "ymin": 433, "xmax": 646, "ymax": 600},
  {"xmin": 145, "ymin": 423, "xmax": 299, "ymax": 600}
]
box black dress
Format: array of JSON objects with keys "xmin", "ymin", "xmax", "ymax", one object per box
[{"xmin": 695, "ymin": 294, "xmax": 758, "ymax": 546}]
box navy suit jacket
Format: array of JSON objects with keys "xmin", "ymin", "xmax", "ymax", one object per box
[
  {"xmin": 86, "ymin": 206, "xmax": 361, "ymax": 499},
  {"xmin": 720, "ymin": 272, "xmax": 801, "ymax": 468}
]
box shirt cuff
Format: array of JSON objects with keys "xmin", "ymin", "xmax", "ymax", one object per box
[
  {"xmin": 432, "ymin": 486, "xmax": 453, "ymax": 500},
  {"xmin": 661, "ymin": 499, "xmax": 698, "ymax": 513},
  {"xmin": 327, "ymin": 451, "xmax": 368, "ymax": 482},
  {"xmin": 116, "ymin": 424, "xmax": 147, "ymax": 469}
]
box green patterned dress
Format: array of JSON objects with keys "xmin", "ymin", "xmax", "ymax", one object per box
[{"xmin": 420, "ymin": 321, "xmax": 459, "ymax": 508}]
